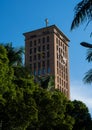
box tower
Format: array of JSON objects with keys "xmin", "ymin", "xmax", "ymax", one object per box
[{"xmin": 23, "ymin": 25, "xmax": 70, "ymax": 99}]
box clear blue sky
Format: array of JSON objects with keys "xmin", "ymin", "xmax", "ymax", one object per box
[{"xmin": 0, "ymin": 0, "xmax": 92, "ymax": 115}]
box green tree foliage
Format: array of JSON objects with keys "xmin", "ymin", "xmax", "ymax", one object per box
[
  {"xmin": 34, "ymin": 75, "xmax": 50, "ymax": 89},
  {"xmin": 0, "ymin": 45, "xmax": 14, "ymax": 96},
  {"xmin": 66, "ymin": 100, "xmax": 92, "ymax": 130},
  {"xmin": 2, "ymin": 86, "xmax": 37, "ymax": 130},
  {"xmin": 0, "ymin": 45, "xmax": 16, "ymax": 130},
  {"xmin": 0, "ymin": 44, "xmax": 92, "ymax": 130},
  {"xmin": 27, "ymin": 89, "xmax": 74, "ymax": 130},
  {"xmin": 47, "ymin": 76, "xmax": 55, "ymax": 91},
  {"xmin": 0, "ymin": 44, "xmax": 38, "ymax": 130},
  {"xmin": 34, "ymin": 75, "xmax": 55, "ymax": 91},
  {"xmin": 0, "ymin": 74, "xmax": 38, "ymax": 130}
]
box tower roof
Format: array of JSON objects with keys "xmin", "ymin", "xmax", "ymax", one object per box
[{"xmin": 23, "ymin": 25, "xmax": 70, "ymax": 42}]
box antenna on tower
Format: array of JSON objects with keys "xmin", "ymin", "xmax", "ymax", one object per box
[{"xmin": 45, "ymin": 18, "xmax": 49, "ymax": 27}]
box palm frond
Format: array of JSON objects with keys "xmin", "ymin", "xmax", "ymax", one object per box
[
  {"xmin": 86, "ymin": 48, "xmax": 92, "ymax": 62},
  {"xmin": 83, "ymin": 69, "xmax": 92, "ymax": 84},
  {"xmin": 90, "ymin": 32, "xmax": 92, "ymax": 37},
  {"xmin": 84, "ymin": 19, "xmax": 91, "ymax": 30},
  {"xmin": 71, "ymin": 0, "xmax": 92, "ymax": 30},
  {"xmin": 0, "ymin": 43, "xmax": 24, "ymax": 66}
]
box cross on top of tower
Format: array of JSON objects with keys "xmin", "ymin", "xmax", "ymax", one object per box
[{"xmin": 45, "ymin": 18, "xmax": 49, "ymax": 27}]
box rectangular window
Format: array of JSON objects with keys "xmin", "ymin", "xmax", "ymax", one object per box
[
  {"xmin": 60, "ymin": 78, "xmax": 61, "ymax": 84},
  {"xmin": 42, "ymin": 61, "xmax": 45, "ymax": 67},
  {"xmin": 38, "ymin": 39, "xmax": 41, "ymax": 43},
  {"xmin": 47, "ymin": 36, "xmax": 49, "ymax": 42},
  {"xmin": 30, "ymin": 48, "xmax": 32, "ymax": 54},
  {"xmin": 47, "ymin": 60, "xmax": 49, "ymax": 67},
  {"xmin": 47, "ymin": 44, "xmax": 49, "ymax": 50},
  {"xmin": 30, "ymin": 56, "xmax": 32, "ymax": 61},
  {"xmin": 62, "ymin": 80, "xmax": 63, "ymax": 86},
  {"xmin": 30, "ymin": 64, "xmax": 32, "ymax": 70},
  {"xmin": 42, "ymin": 68, "xmax": 46, "ymax": 74},
  {"xmin": 42, "ymin": 45, "xmax": 45, "ymax": 51},
  {"xmin": 42, "ymin": 52, "xmax": 45, "ymax": 58},
  {"xmin": 57, "ymin": 45, "xmax": 58, "ymax": 51},
  {"xmin": 47, "ymin": 52, "xmax": 50, "ymax": 58},
  {"xmin": 57, "ymin": 68, "xmax": 58, "ymax": 74},
  {"xmin": 34, "ymin": 55, "xmax": 36, "ymax": 60},
  {"xmin": 63, "ymin": 44, "xmax": 64, "ymax": 49},
  {"xmin": 34, "ymin": 70, "xmax": 37, "ymax": 75},
  {"xmin": 34, "ymin": 63, "xmax": 36, "ymax": 69},
  {"xmin": 34, "ymin": 48, "xmax": 36, "ymax": 53},
  {"xmin": 59, "ymin": 48, "xmax": 60, "ymax": 53},
  {"xmin": 59, "ymin": 40, "xmax": 60, "ymax": 46},
  {"xmin": 34, "ymin": 40, "xmax": 36, "ymax": 46},
  {"xmin": 59, "ymin": 62, "xmax": 61, "ymax": 68},
  {"xmin": 57, "ymin": 53, "xmax": 58, "ymax": 59},
  {"xmin": 43, "ymin": 37, "xmax": 45, "ymax": 43},
  {"xmin": 47, "ymin": 67, "xmax": 50, "ymax": 73},
  {"xmin": 38, "ymin": 54, "xmax": 41, "ymax": 60},
  {"xmin": 38, "ymin": 62, "xmax": 41, "ymax": 68},
  {"xmin": 38, "ymin": 69, "xmax": 41, "ymax": 75},
  {"xmin": 57, "ymin": 61, "xmax": 58, "ymax": 67},
  {"xmin": 57, "ymin": 76, "xmax": 59, "ymax": 83},
  {"xmin": 65, "ymin": 46, "xmax": 67, "ymax": 51},
  {"xmin": 38, "ymin": 46, "xmax": 41, "ymax": 52},
  {"xmin": 56, "ymin": 38, "xmax": 58, "ymax": 44},
  {"xmin": 30, "ymin": 41, "xmax": 32, "ymax": 47},
  {"xmin": 61, "ymin": 42, "xmax": 62, "ymax": 46}
]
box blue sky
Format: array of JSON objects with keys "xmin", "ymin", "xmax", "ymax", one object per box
[{"xmin": 0, "ymin": 0, "xmax": 92, "ymax": 115}]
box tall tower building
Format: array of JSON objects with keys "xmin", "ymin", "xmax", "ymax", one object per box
[{"xmin": 23, "ymin": 25, "xmax": 70, "ymax": 99}]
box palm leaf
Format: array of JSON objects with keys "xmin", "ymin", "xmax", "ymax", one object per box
[
  {"xmin": 83, "ymin": 69, "xmax": 92, "ymax": 84},
  {"xmin": 1, "ymin": 43, "xmax": 24, "ymax": 66},
  {"xmin": 71, "ymin": 0, "xmax": 92, "ymax": 30},
  {"xmin": 86, "ymin": 48, "xmax": 92, "ymax": 62}
]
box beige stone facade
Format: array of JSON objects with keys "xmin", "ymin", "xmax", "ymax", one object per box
[{"xmin": 23, "ymin": 25, "xmax": 70, "ymax": 99}]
